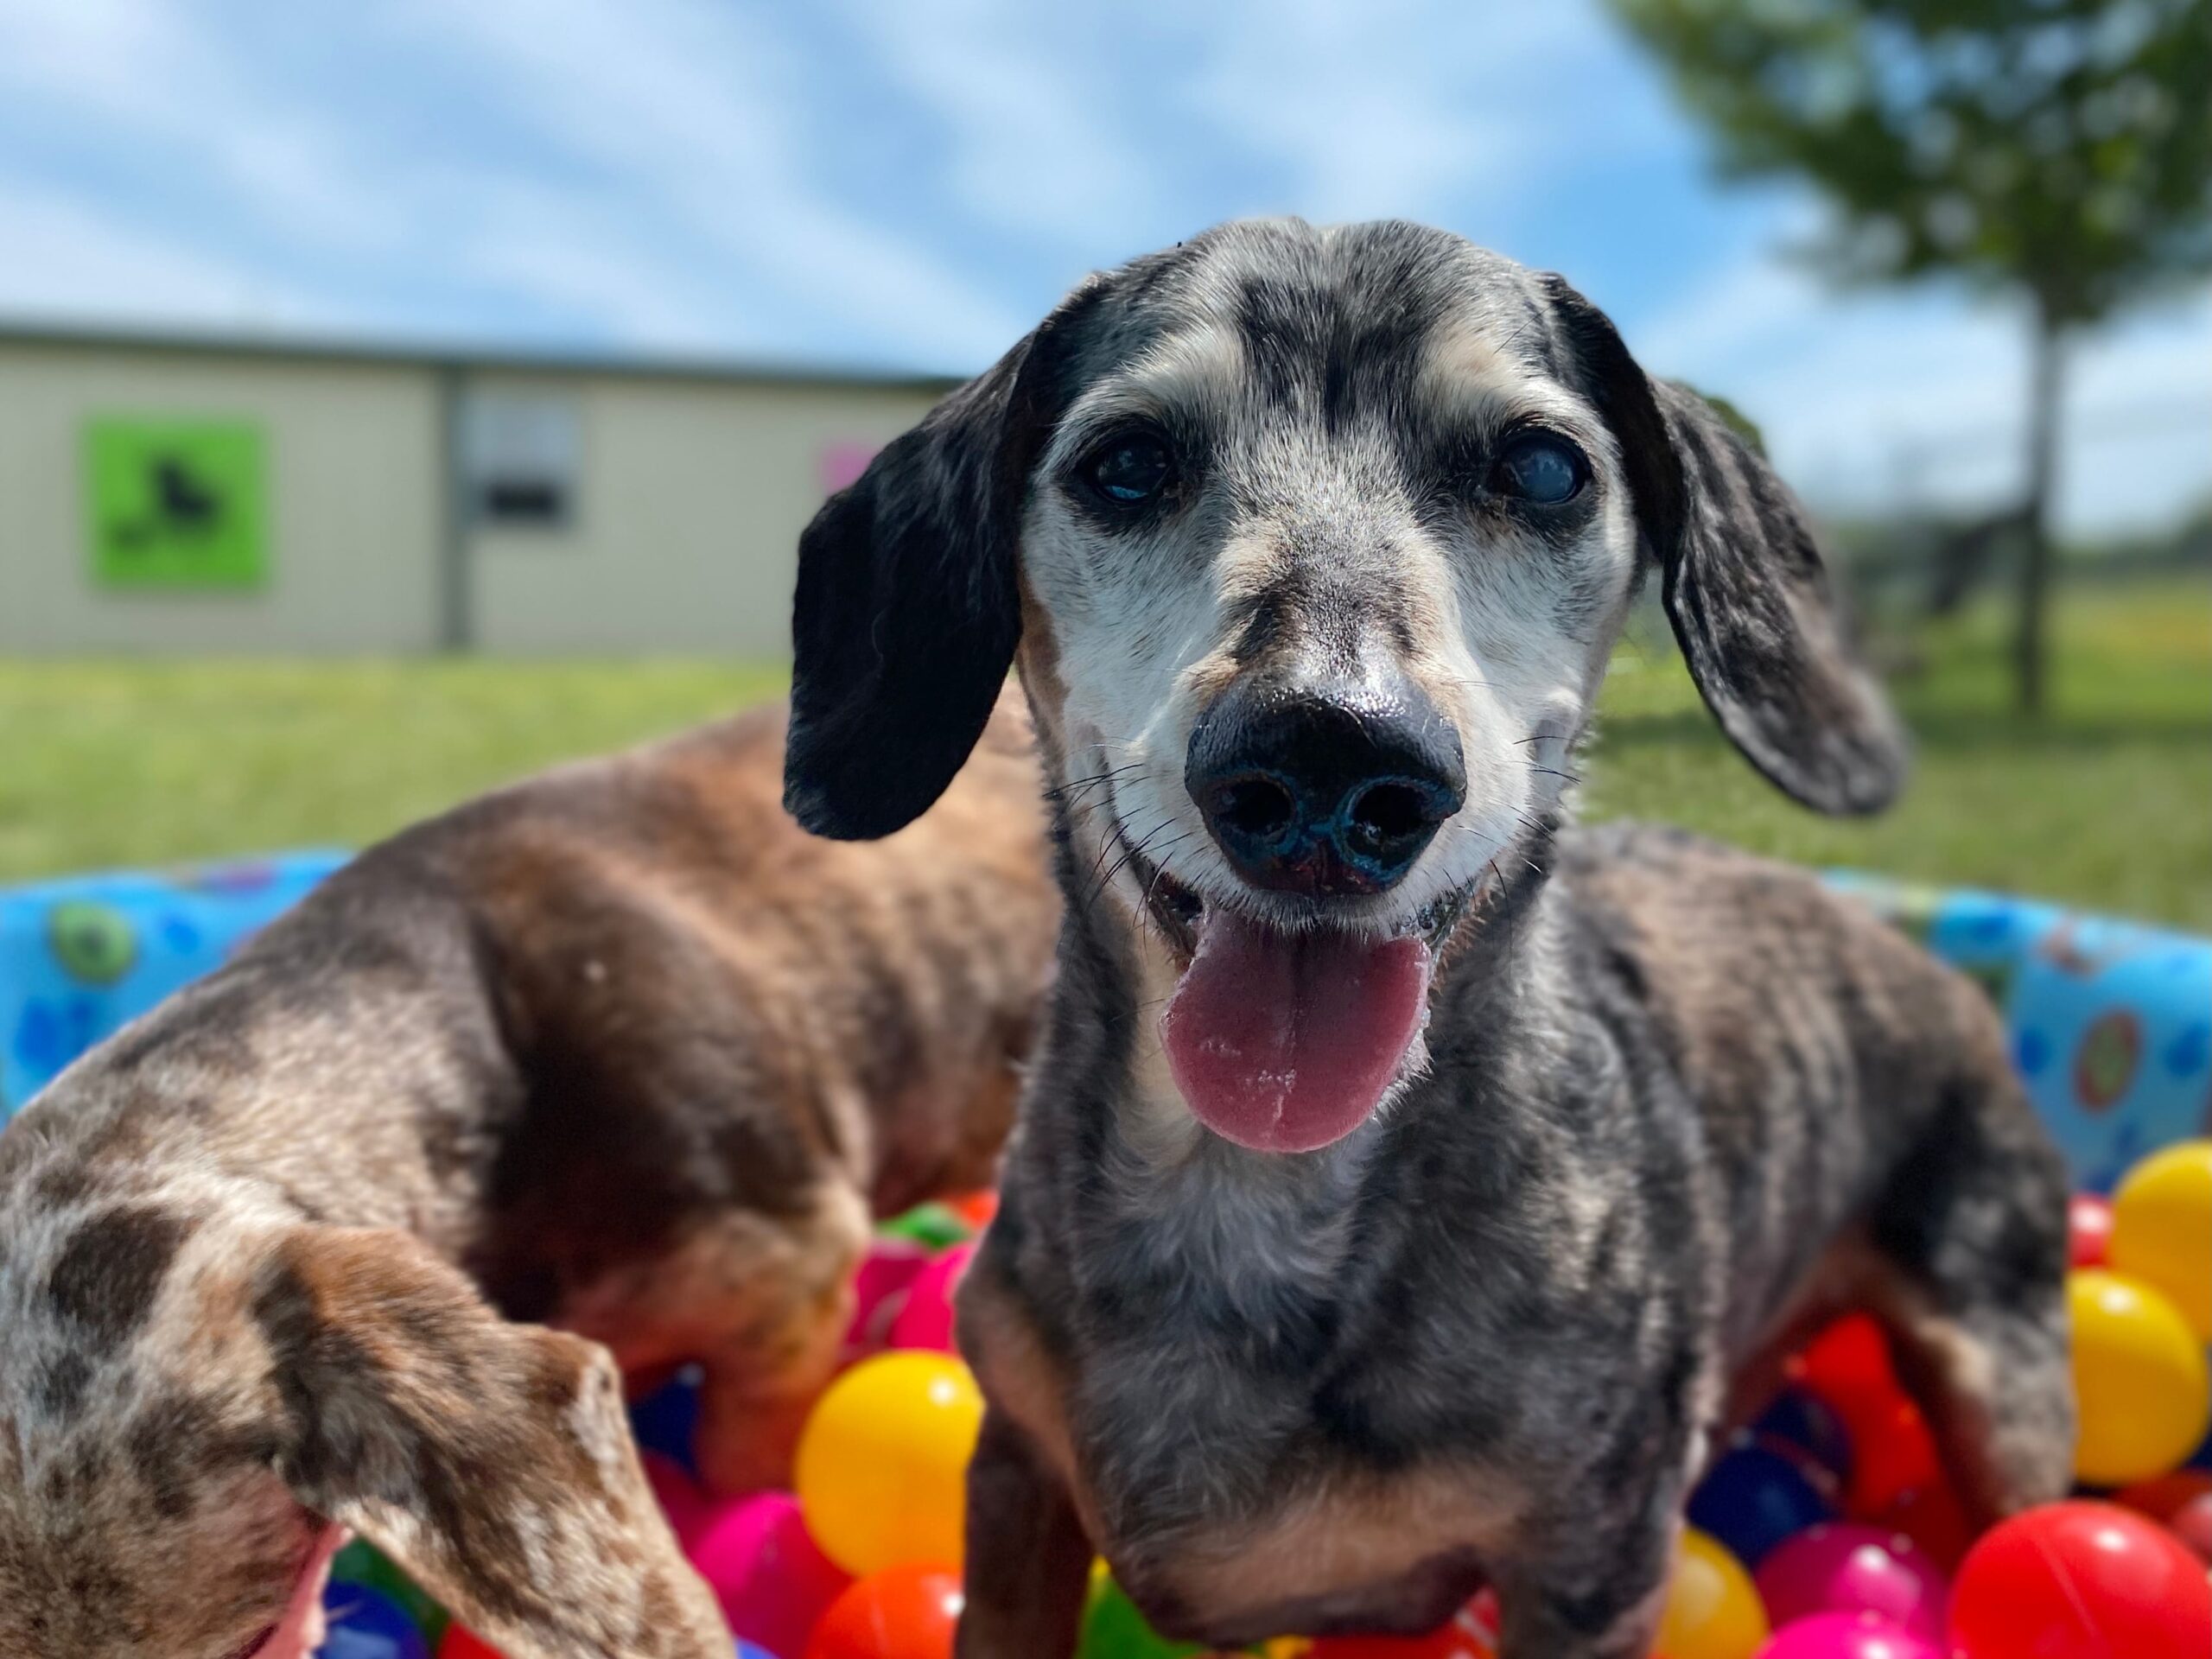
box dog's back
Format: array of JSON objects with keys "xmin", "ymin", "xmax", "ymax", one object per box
[{"xmin": 0, "ymin": 693, "xmax": 1058, "ymax": 1659}]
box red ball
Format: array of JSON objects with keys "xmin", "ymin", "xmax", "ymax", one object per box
[
  {"xmin": 2067, "ymin": 1193, "xmax": 2115, "ymax": 1268},
  {"xmin": 1305, "ymin": 1593, "xmax": 1498, "ymax": 1657},
  {"xmin": 438, "ymin": 1630, "xmax": 505, "ymax": 1659},
  {"xmin": 1866, "ymin": 1481, "xmax": 1974, "ymax": 1573},
  {"xmin": 1949, "ymin": 1500, "xmax": 2212, "ymax": 1659},
  {"xmin": 804, "ymin": 1563, "xmax": 964, "ymax": 1659},
  {"xmin": 2113, "ymin": 1468, "xmax": 2212, "ymax": 1525},
  {"xmin": 2169, "ymin": 1491, "xmax": 2212, "ymax": 1565},
  {"xmin": 1839, "ymin": 1397, "xmax": 1939, "ymax": 1520},
  {"xmin": 1791, "ymin": 1315, "xmax": 1898, "ymax": 1415}
]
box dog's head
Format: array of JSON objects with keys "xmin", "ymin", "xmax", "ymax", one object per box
[
  {"xmin": 785, "ymin": 217, "xmax": 1903, "ymax": 1154},
  {"xmin": 0, "ymin": 1205, "xmax": 727, "ymax": 1659}
]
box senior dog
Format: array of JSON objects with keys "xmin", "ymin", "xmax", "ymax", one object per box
[
  {"xmin": 781, "ymin": 219, "xmax": 2072, "ymax": 1659},
  {"xmin": 0, "ymin": 696, "xmax": 1055, "ymax": 1659}
]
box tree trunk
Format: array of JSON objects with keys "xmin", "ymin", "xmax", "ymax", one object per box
[{"xmin": 2014, "ymin": 302, "xmax": 2065, "ymax": 715}]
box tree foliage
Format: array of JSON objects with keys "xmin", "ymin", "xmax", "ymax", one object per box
[{"xmin": 1612, "ymin": 0, "xmax": 2212, "ymax": 326}]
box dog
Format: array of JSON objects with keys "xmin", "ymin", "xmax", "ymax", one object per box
[
  {"xmin": 780, "ymin": 219, "xmax": 2075, "ymax": 1658},
  {"xmin": 0, "ymin": 695, "xmax": 1057, "ymax": 1659}
]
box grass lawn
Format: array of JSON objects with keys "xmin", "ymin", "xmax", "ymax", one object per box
[{"xmin": 2, "ymin": 578, "xmax": 2206, "ymax": 929}]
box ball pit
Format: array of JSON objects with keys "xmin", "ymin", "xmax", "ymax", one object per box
[
  {"xmin": 4, "ymin": 861, "xmax": 2208, "ymax": 1659},
  {"xmin": 316, "ymin": 1141, "xmax": 2212, "ymax": 1659}
]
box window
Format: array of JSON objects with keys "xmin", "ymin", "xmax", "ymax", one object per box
[{"xmin": 460, "ymin": 388, "xmax": 580, "ymax": 530}]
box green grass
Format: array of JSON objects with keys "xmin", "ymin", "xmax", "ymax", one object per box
[{"xmin": 1, "ymin": 580, "xmax": 2206, "ymax": 927}]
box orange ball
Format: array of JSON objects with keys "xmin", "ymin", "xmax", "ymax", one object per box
[{"xmin": 804, "ymin": 1563, "xmax": 964, "ymax": 1659}]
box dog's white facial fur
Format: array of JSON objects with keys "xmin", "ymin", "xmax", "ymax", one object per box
[{"xmin": 1019, "ymin": 244, "xmax": 1644, "ymax": 954}]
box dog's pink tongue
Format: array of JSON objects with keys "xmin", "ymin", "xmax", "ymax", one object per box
[{"xmin": 1162, "ymin": 912, "xmax": 1431, "ymax": 1153}]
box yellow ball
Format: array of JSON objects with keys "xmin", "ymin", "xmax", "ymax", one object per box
[
  {"xmin": 1656, "ymin": 1527, "xmax": 1768, "ymax": 1659},
  {"xmin": 2068, "ymin": 1268, "xmax": 2211, "ymax": 1486},
  {"xmin": 2110, "ymin": 1140, "xmax": 2212, "ymax": 1342},
  {"xmin": 794, "ymin": 1350, "xmax": 984, "ymax": 1576}
]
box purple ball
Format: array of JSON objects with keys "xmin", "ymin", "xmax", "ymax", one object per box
[
  {"xmin": 1754, "ymin": 1522, "xmax": 1948, "ymax": 1639},
  {"xmin": 1757, "ymin": 1611, "xmax": 1944, "ymax": 1659}
]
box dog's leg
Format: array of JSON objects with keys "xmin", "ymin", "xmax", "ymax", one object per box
[
  {"xmin": 662, "ymin": 1188, "xmax": 869, "ymax": 1496},
  {"xmin": 1864, "ymin": 1049, "xmax": 2075, "ymax": 1527},
  {"xmin": 955, "ymin": 1408, "xmax": 1092, "ymax": 1659},
  {"xmin": 1491, "ymin": 1483, "xmax": 1680, "ymax": 1659}
]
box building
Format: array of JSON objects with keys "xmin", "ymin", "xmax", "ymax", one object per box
[{"xmin": 0, "ymin": 323, "xmax": 957, "ymax": 657}]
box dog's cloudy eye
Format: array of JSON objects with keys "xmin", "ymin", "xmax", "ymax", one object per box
[
  {"xmin": 1490, "ymin": 432, "xmax": 1586, "ymax": 505},
  {"xmin": 1085, "ymin": 434, "xmax": 1173, "ymax": 505}
]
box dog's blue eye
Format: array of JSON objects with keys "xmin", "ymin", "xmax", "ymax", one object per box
[
  {"xmin": 1491, "ymin": 433, "xmax": 1586, "ymax": 505},
  {"xmin": 1086, "ymin": 435, "xmax": 1173, "ymax": 505}
]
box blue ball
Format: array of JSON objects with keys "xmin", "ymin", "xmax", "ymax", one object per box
[
  {"xmin": 319, "ymin": 1582, "xmax": 429, "ymax": 1659},
  {"xmin": 1686, "ymin": 1434, "xmax": 1835, "ymax": 1567},
  {"xmin": 734, "ymin": 1643, "xmax": 779, "ymax": 1659},
  {"xmin": 629, "ymin": 1361, "xmax": 706, "ymax": 1472},
  {"xmin": 1753, "ymin": 1387, "xmax": 1854, "ymax": 1483}
]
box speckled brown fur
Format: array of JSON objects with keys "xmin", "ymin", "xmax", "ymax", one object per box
[{"xmin": 0, "ymin": 694, "xmax": 1056, "ymax": 1659}]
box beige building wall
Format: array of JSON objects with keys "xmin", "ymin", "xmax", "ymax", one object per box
[
  {"xmin": 466, "ymin": 372, "xmax": 941, "ymax": 658},
  {"xmin": 0, "ymin": 340, "xmax": 442, "ymax": 653}
]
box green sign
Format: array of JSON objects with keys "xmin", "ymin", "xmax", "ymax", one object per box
[{"xmin": 84, "ymin": 417, "xmax": 267, "ymax": 589}]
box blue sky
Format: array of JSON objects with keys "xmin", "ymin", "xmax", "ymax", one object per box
[{"xmin": 1, "ymin": 0, "xmax": 2206, "ymax": 535}]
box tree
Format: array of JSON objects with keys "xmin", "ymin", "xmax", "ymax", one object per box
[{"xmin": 1612, "ymin": 0, "xmax": 2212, "ymax": 711}]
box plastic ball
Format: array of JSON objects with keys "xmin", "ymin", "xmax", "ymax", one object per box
[
  {"xmin": 1301, "ymin": 1594, "xmax": 1495, "ymax": 1658},
  {"xmin": 1836, "ymin": 1397, "xmax": 1937, "ymax": 1520},
  {"xmin": 2169, "ymin": 1491, "xmax": 2212, "ymax": 1564},
  {"xmin": 2113, "ymin": 1466, "xmax": 2212, "ymax": 1525},
  {"xmin": 949, "ymin": 1189, "xmax": 1000, "ymax": 1231},
  {"xmin": 2109, "ymin": 1140, "xmax": 2212, "ymax": 1341},
  {"xmin": 1654, "ymin": 1527, "xmax": 1769, "ymax": 1659},
  {"xmin": 847, "ymin": 1238, "xmax": 935, "ymax": 1359},
  {"xmin": 1751, "ymin": 1524, "xmax": 1947, "ymax": 1640},
  {"xmin": 2067, "ymin": 1268, "xmax": 2211, "ymax": 1484},
  {"xmin": 641, "ymin": 1447, "xmax": 712, "ymax": 1545},
  {"xmin": 629, "ymin": 1362, "xmax": 705, "ymax": 1471},
  {"xmin": 328, "ymin": 1540, "xmax": 448, "ymax": 1649},
  {"xmin": 319, "ymin": 1582, "xmax": 430, "ymax": 1659},
  {"xmin": 804, "ymin": 1562, "xmax": 964, "ymax": 1659},
  {"xmin": 1688, "ymin": 1437, "xmax": 1837, "ymax": 1567},
  {"xmin": 1080, "ymin": 1563, "xmax": 1207, "ymax": 1658},
  {"xmin": 794, "ymin": 1351, "xmax": 984, "ymax": 1576},
  {"xmin": 880, "ymin": 1202, "xmax": 973, "ymax": 1250},
  {"xmin": 437, "ymin": 1630, "xmax": 504, "ymax": 1659},
  {"xmin": 1753, "ymin": 1389, "xmax": 1854, "ymax": 1484},
  {"xmin": 1862, "ymin": 1480, "xmax": 1973, "ymax": 1573},
  {"xmin": 888, "ymin": 1243, "xmax": 977, "ymax": 1353},
  {"xmin": 690, "ymin": 1490, "xmax": 853, "ymax": 1656},
  {"xmin": 1949, "ymin": 1500, "xmax": 2212, "ymax": 1659},
  {"xmin": 1752, "ymin": 1611, "xmax": 1942, "ymax": 1659},
  {"xmin": 2066, "ymin": 1193, "xmax": 2113, "ymax": 1268},
  {"xmin": 736, "ymin": 1645, "xmax": 779, "ymax": 1659},
  {"xmin": 1789, "ymin": 1316, "xmax": 1897, "ymax": 1416}
]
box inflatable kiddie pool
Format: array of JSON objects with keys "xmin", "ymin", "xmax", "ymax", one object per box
[{"xmin": 3, "ymin": 856, "xmax": 2208, "ymax": 1659}]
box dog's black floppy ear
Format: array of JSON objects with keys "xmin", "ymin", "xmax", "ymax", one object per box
[
  {"xmin": 785, "ymin": 278, "xmax": 1109, "ymax": 840},
  {"xmin": 1545, "ymin": 276, "xmax": 1906, "ymax": 816}
]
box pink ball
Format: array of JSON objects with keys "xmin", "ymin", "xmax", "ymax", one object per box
[
  {"xmin": 1756, "ymin": 1611, "xmax": 1943, "ymax": 1659},
  {"xmin": 639, "ymin": 1448, "xmax": 711, "ymax": 1547},
  {"xmin": 1753, "ymin": 1523, "xmax": 1947, "ymax": 1639},
  {"xmin": 687, "ymin": 1490, "xmax": 853, "ymax": 1656},
  {"xmin": 887, "ymin": 1243, "xmax": 976, "ymax": 1353},
  {"xmin": 842, "ymin": 1238, "xmax": 934, "ymax": 1361}
]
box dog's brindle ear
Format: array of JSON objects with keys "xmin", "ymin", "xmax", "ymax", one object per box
[
  {"xmin": 253, "ymin": 1229, "xmax": 728, "ymax": 1659},
  {"xmin": 785, "ymin": 277, "xmax": 1112, "ymax": 841},
  {"xmin": 1545, "ymin": 275, "xmax": 1907, "ymax": 816}
]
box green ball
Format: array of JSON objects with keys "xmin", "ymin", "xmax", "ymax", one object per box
[
  {"xmin": 1078, "ymin": 1565, "xmax": 1209, "ymax": 1659},
  {"xmin": 46, "ymin": 901, "xmax": 138, "ymax": 986},
  {"xmin": 879, "ymin": 1201, "xmax": 972, "ymax": 1249}
]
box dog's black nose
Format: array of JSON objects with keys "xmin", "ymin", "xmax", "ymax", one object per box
[{"xmin": 1185, "ymin": 671, "xmax": 1465, "ymax": 898}]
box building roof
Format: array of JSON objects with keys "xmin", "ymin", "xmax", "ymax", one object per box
[{"xmin": 0, "ymin": 315, "xmax": 966, "ymax": 395}]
